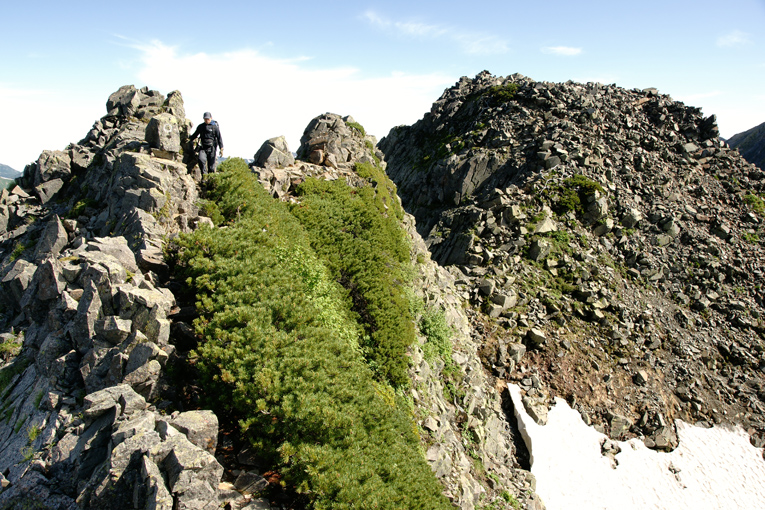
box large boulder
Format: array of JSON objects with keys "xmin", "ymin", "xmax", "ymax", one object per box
[
  {"xmin": 146, "ymin": 113, "xmax": 182, "ymax": 154},
  {"xmin": 106, "ymin": 85, "xmax": 142, "ymax": 117},
  {"xmin": 24, "ymin": 150, "xmax": 72, "ymax": 187},
  {"xmin": 252, "ymin": 136, "xmax": 295, "ymax": 168},
  {"xmin": 296, "ymin": 113, "xmax": 379, "ymax": 168}
]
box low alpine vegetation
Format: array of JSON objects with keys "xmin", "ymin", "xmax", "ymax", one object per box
[{"xmin": 171, "ymin": 158, "xmax": 450, "ymax": 510}]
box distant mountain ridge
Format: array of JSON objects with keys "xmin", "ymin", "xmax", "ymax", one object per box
[
  {"xmin": 728, "ymin": 121, "xmax": 765, "ymax": 170},
  {"xmin": 0, "ymin": 163, "xmax": 20, "ymax": 179}
]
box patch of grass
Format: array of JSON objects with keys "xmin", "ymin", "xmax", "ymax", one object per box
[
  {"xmin": 68, "ymin": 197, "xmax": 98, "ymax": 219},
  {"xmin": 744, "ymin": 193, "xmax": 765, "ymax": 215},
  {"xmin": 27, "ymin": 423, "xmax": 41, "ymax": 442},
  {"xmin": 20, "ymin": 445, "xmax": 35, "ymax": 462},
  {"xmin": 742, "ymin": 232, "xmax": 760, "ymax": 244},
  {"xmin": 551, "ymin": 174, "xmax": 605, "ymax": 216},
  {"xmin": 10, "ymin": 241, "xmax": 29, "ymax": 262},
  {"xmin": 346, "ymin": 121, "xmax": 366, "ymax": 137},
  {"xmin": 33, "ymin": 390, "xmax": 44, "ymax": 409},
  {"xmin": 486, "ymin": 83, "xmax": 519, "ymax": 105},
  {"xmin": 420, "ymin": 306, "xmax": 454, "ymax": 367}
]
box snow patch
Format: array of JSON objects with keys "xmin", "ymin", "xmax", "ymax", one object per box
[{"xmin": 508, "ymin": 384, "xmax": 765, "ymax": 510}]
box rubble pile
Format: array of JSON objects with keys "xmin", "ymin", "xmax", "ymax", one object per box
[{"xmin": 381, "ymin": 71, "xmax": 765, "ymax": 451}]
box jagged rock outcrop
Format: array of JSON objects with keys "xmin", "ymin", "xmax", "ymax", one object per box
[
  {"xmin": 296, "ymin": 113, "xmax": 383, "ymax": 169},
  {"xmin": 0, "ymin": 86, "xmax": 224, "ymax": 509},
  {"xmin": 381, "ymin": 71, "xmax": 765, "ymax": 453},
  {"xmin": 728, "ymin": 120, "xmax": 765, "ymax": 171},
  {"xmin": 252, "ymin": 114, "xmax": 384, "ymax": 200}
]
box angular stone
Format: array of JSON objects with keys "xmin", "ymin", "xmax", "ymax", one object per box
[
  {"xmin": 141, "ymin": 455, "xmax": 174, "ymax": 510},
  {"xmin": 86, "ymin": 236, "xmax": 139, "ymax": 273},
  {"xmin": 83, "ymin": 384, "xmax": 147, "ymax": 421},
  {"xmin": 155, "ymin": 435, "xmax": 223, "ymax": 506},
  {"xmin": 593, "ymin": 218, "xmax": 614, "ymax": 236},
  {"xmin": 146, "ymin": 113, "xmax": 182, "ymax": 153},
  {"xmin": 527, "ymin": 328, "xmax": 547, "ymax": 347},
  {"xmin": 234, "ymin": 471, "xmax": 268, "ymax": 495},
  {"xmin": 1, "ymin": 259, "xmax": 36, "ymax": 306},
  {"xmin": 70, "ymin": 280, "xmax": 102, "ymax": 354},
  {"xmin": 123, "ymin": 359, "xmax": 162, "ymax": 398},
  {"xmin": 535, "ymin": 216, "xmax": 557, "ymax": 234},
  {"xmin": 34, "ymin": 259, "xmax": 67, "ymax": 300},
  {"xmin": 28, "ymin": 150, "xmax": 72, "ymax": 186},
  {"xmin": 96, "ymin": 316, "xmax": 133, "ymax": 344},
  {"xmin": 478, "ymin": 279, "xmax": 496, "ymax": 296},
  {"xmin": 106, "ymin": 85, "xmax": 141, "ymax": 116},
  {"xmin": 125, "ymin": 341, "xmax": 163, "ymax": 374},
  {"xmin": 528, "ymin": 239, "xmax": 551, "ymax": 262},
  {"xmin": 35, "ymin": 178, "xmax": 65, "ymax": 204},
  {"xmin": 253, "ymin": 136, "xmax": 295, "ymax": 168},
  {"xmin": 491, "ymin": 292, "xmax": 518, "ymax": 309},
  {"xmin": 168, "ymin": 410, "xmax": 219, "ymax": 454},
  {"xmin": 609, "ymin": 413, "xmax": 632, "ymax": 439},
  {"xmin": 522, "ymin": 396, "xmax": 548, "ymax": 425}
]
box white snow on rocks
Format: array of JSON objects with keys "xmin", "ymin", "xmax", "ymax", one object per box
[{"xmin": 508, "ymin": 384, "xmax": 765, "ymax": 510}]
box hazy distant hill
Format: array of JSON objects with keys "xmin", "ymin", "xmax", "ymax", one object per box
[
  {"xmin": 728, "ymin": 121, "xmax": 765, "ymax": 170},
  {"xmin": 0, "ymin": 163, "xmax": 20, "ymax": 180}
]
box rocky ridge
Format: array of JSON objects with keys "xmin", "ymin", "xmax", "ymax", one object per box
[
  {"xmin": 0, "ymin": 86, "xmax": 232, "ymax": 510},
  {"xmin": 1, "ymin": 87, "xmax": 541, "ymax": 510},
  {"xmin": 728, "ymin": 120, "xmax": 765, "ymax": 171},
  {"xmin": 380, "ymin": 71, "xmax": 765, "ymax": 451}
]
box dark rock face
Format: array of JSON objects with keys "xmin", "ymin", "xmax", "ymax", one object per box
[
  {"xmin": 0, "ymin": 86, "xmax": 224, "ymax": 509},
  {"xmin": 381, "ymin": 71, "xmax": 765, "ymax": 453},
  {"xmin": 728, "ymin": 121, "xmax": 765, "ymax": 171}
]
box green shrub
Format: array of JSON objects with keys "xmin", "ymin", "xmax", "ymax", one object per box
[
  {"xmin": 744, "ymin": 193, "xmax": 765, "ymax": 215},
  {"xmin": 171, "ymin": 158, "xmax": 449, "ymax": 510},
  {"xmin": 553, "ymin": 174, "xmax": 604, "ymax": 216},
  {"xmin": 290, "ymin": 164, "xmax": 414, "ymax": 387},
  {"xmin": 486, "ymin": 83, "xmax": 519, "ymax": 105},
  {"xmin": 346, "ymin": 121, "xmax": 366, "ymax": 137},
  {"xmin": 420, "ymin": 306, "xmax": 453, "ymax": 365}
]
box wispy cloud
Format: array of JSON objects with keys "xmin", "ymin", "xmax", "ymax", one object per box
[
  {"xmin": 716, "ymin": 30, "xmax": 752, "ymax": 47},
  {"xmin": 541, "ymin": 46, "xmax": 582, "ymax": 56},
  {"xmin": 362, "ymin": 10, "xmax": 509, "ymax": 55}
]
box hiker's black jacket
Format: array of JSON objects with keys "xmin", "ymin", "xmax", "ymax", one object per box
[{"xmin": 189, "ymin": 121, "xmax": 223, "ymax": 151}]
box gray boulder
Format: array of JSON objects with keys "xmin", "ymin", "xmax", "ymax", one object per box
[
  {"xmin": 34, "ymin": 214, "xmax": 68, "ymax": 261},
  {"xmin": 146, "ymin": 113, "xmax": 182, "ymax": 153},
  {"xmin": 253, "ymin": 136, "xmax": 295, "ymax": 168}
]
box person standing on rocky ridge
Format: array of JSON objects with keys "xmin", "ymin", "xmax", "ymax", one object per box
[{"xmin": 189, "ymin": 111, "xmax": 223, "ymax": 175}]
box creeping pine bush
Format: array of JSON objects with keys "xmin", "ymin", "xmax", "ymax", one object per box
[
  {"xmin": 172, "ymin": 159, "xmax": 450, "ymax": 510},
  {"xmin": 553, "ymin": 174, "xmax": 605, "ymax": 216},
  {"xmin": 289, "ymin": 163, "xmax": 415, "ymax": 387}
]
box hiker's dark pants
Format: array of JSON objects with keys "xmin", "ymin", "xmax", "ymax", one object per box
[{"xmin": 198, "ymin": 147, "xmax": 217, "ymax": 174}]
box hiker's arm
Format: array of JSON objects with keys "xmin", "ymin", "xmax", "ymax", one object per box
[{"xmin": 216, "ymin": 125, "xmax": 223, "ymax": 150}]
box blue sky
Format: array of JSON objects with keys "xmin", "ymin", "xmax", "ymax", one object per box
[{"xmin": 2, "ymin": 1, "xmax": 764, "ymax": 172}]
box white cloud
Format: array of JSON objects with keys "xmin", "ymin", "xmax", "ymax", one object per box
[
  {"xmin": 362, "ymin": 10, "xmax": 509, "ymax": 55},
  {"xmin": 541, "ymin": 46, "xmax": 582, "ymax": 56},
  {"xmin": 132, "ymin": 41, "xmax": 454, "ymax": 160},
  {"xmin": 716, "ymin": 30, "xmax": 752, "ymax": 47},
  {"xmin": 0, "ymin": 85, "xmax": 103, "ymax": 171}
]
